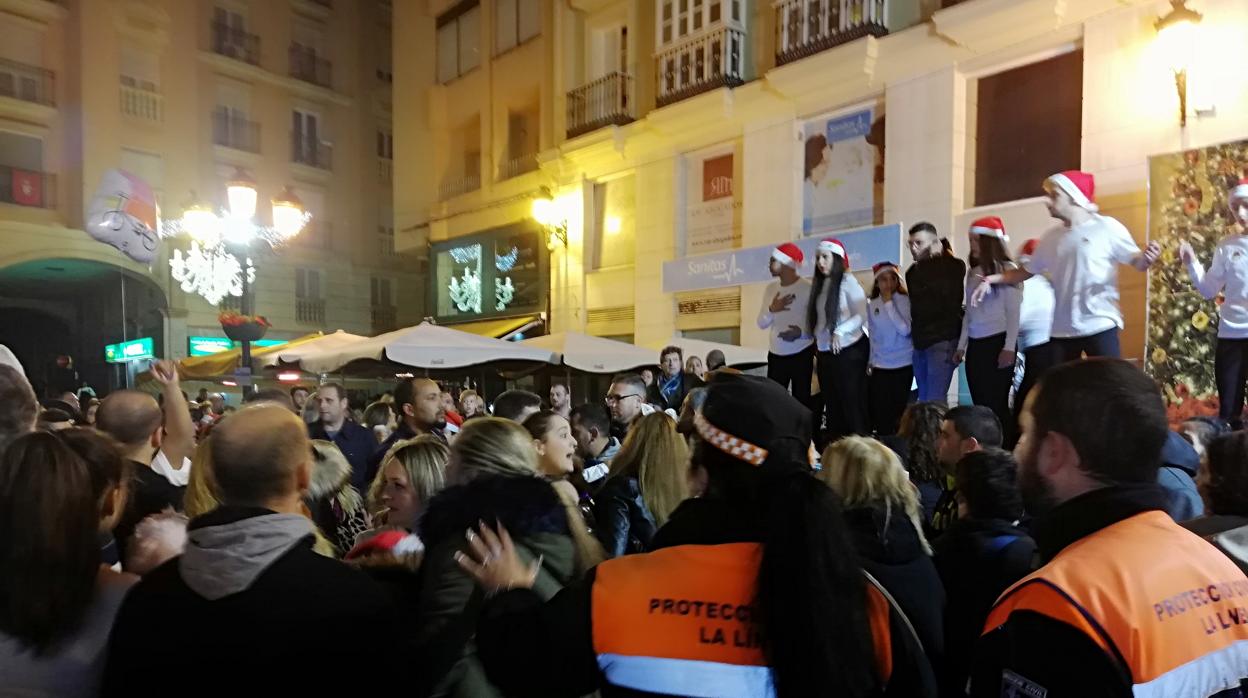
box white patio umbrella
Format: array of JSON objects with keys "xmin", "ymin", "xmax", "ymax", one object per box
[
  {"xmin": 260, "ymin": 329, "xmax": 368, "ymax": 368},
  {"xmin": 289, "ymin": 321, "xmax": 560, "ymax": 373},
  {"xmin": 520, "ymin": 332, "xmax": 656, "ymax": 373},
  {"xmin": 647, "ymin": 336, "xmax": 768, "ymax": 369}
]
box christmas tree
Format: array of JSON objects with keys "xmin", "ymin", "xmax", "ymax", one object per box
[{"xmin": 1146, "ymin": 140, "xmax": 1248, "ymax": 423}]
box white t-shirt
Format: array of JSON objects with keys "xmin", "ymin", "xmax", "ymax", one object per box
[
  {"xmin": 758, "ymin": 277, "xmax": 815, "ymax": 356},
  {"xmin": 812, "ymin": 274, "xmax": 867, "ymax": 353},
  {"xmin": 1023, "ymin": 215, "xmax": 1141, "ymax": 338},
  {"xmin": 868, "ymin": 294, "xmax": 913, "ymax": 369},
  {"xmin": 151, "ymin": 450, "xmax": 191, "ymax": 487},
  {"xmin": 1187, "ymin": 234, "xmax": 1248, "ymax": 339},
  {"xmin": 1018, "ymin": 274, "xmax": 1056, "ymax": 351}
]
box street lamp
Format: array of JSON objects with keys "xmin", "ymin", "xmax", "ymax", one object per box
[
  {"xmin": 531, "ymin": 188, "xmax": 568, "ymax": 251},
  {"xmin": 167, "ymin": 168, "xmax": 310, "ymax": 394}
]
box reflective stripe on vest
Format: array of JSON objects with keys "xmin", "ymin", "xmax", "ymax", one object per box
[
  {"xmin": 983, "ymin": 510, "xmax": 1248, "ymax": 696},
  {"xmin": 591, "ymin": 542, "xmax": 892, "ymax": 697}
]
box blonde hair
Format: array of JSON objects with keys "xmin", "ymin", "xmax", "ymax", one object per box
[
  {"xmin": 183, "ymin": 439, "xmax": 220, "ymax": 519},
  {"xmin": 450, "ymin": 417, "xmax": 538, "ymax": 480},
  {"xmin": 609, "ymin": 412, "xmax": 690, "ymax": 526},
  {"xmin": 367, "ymin": 435, "xmax": 450, "ymax": 519},
  {"xmin": 819, "ymin": 436, "xmax": 932, "ymax": 554}
]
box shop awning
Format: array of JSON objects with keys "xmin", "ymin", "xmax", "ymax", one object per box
[
  {"xmin": 177, "ymin": 332, "xmax": 325, "ymax": 379},
  {"xmin": 445, "ymin": 315, "xmax": 543, "ymax": 339}
]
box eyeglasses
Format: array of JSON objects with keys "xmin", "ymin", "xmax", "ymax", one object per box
[{"xmin": 604, "ymin": 393, "xmax": 642, "ymax": 405}]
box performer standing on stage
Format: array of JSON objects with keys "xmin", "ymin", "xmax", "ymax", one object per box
[
  {"xmin": 758, "ymin": 242, "xmax": 814, "ymax": 403},
  {"xmin": 809, "ymin": 238, "xmax": 870, "ymax": 440},
  {"xmin": 907, "ymin": 222, "xmax": 965, "ymax": 403},
  {"xmin": 972, "ymin": 170, "xmax": 1161, "ymax": 361},
  {"xmin": 866, "ymin": 261, "xmax": 913, "ymax": 436},
  {"xmin": 1013, "ymin": 238, "xmax": 1056, "ymax": 427},
  {"xmin": 1180, "ymin": 177, "xmax": 1248, "ymax": 426}
]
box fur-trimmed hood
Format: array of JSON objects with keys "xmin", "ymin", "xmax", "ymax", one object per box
[{"xmin": 419, "ymin": 473, "xmax": 570, "ymax": 550}]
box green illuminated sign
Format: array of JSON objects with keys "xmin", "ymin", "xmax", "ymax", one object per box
[
  {"xmin": 188, "ymin": 336, "xmax": 290, "ymax": 357},
  {"xmin": 105, "ymin": 337, "xmax": 155, "ymax": 363}
]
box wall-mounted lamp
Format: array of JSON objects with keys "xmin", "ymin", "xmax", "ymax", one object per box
[
  {"xmin": 1155, "ymin": 0, "xmax": 1203, "ymax": 128},
  {"xmin": 531, "ymin": 187, "xmax": 569, "ymax": 251}
]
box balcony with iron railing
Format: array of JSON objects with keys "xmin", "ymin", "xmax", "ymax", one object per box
[
  {"xmin": 120, "ymin": 82, "xmax": 163, "ymax": 123},
  {"xmin": 371, "ymin": 305, "xmax": 397, "ymax": 333},
  {"xmin": 211, "ymin": 22, "xmax": 261, "ymax": 66},
  {"xmin": 439, "ymin": 173, "xmax": 481, "ymax": 200},
  {"xmin": 655, "ymin": 25, "xmax": 746, "ymax": 108},
  {"xmin": 498, "ymin": 152, "xmax": 538, "ymax": 181},
  {"xmin": 774, "ymin": 0, "xmax": 890, "ymax": 66},
  {"xmin": 212, "ymin": 109, "xmax": 261, "ymax": 153},
  {"xmin": 566, "ymin": 71, "xmax": 633, "ymax": 139},
  {"xmin": 0, "ymin": 165, "xmax": 56, "ymax": 209},
  {"xmin": 0, "ymin": 57, "xmax": 55, "ymax": 107},
  {"xmin": 289, "ymin": 45, "xmax": 332, "ymax": 89},
  {"xmin": 292, "ymin": 135, "xmax": 333, "ymax": 170},
  {"xmin": 296, "ymin": 297, "xmax": 326, "ymax": 325}
]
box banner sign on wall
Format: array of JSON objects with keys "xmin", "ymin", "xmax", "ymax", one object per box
[
  {"xmin": 663, "ymin": 223, "xmax": 902, "ymax": 294},
  {"xmin": 684, "ymin": 150, "xmax": 740, "ymax": 256},
  {"xmin": 802, "ymin": 108, "xmax": 879, "ymax": 236}
]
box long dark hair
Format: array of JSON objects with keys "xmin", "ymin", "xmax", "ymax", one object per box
[
  {"xmin": 899, "ymin": 401, "xmax": 947, "ymax": 484},
  {"xmin": 969, "ymin": 234, "xmax": 1012, "ymax": 276},
  {"xmin": 695, "ymin": 440, "xmax": 879, "ymax": 695},
  {"xmin": 0, "ymin": 429, "xmax": 130, "ymax": 654},
  {"xmin": 804, "ymin": 134, "xmax": 829, "ymax": 181},
  {"xmin": 807, "ymin": 252, "xmax": 846, "ymax": 335},
  {"xmin": 869, "ymin": 268, "xmax": 907, "ymax": 300}
]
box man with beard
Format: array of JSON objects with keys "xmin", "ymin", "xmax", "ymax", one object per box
[
  {"xmin": 364, "ymin": 377, "xmax": 446, "ymax": 486},
  {"xmin": 970, "ymin": 359, "xmax": 1248, "ymax": 696}
]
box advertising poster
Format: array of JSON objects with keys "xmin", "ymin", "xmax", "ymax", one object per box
[
  {"xmin": 802, "ymin": 107, "xmax": 883, "ymax": 236},
  {"xmin": 1145, "ymin": 138, "xmax": 1248, "ymax": 424},
  {"xmin": 684, "ymin": 149, "xmax": 741, "ymax": 255}
]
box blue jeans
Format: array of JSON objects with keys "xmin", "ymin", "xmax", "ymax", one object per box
[{"xmin": 913, "ymin": 339, "xmax": 957, "ymax": 404}]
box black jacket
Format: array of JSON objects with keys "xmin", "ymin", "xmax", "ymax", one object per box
[
  {"xmin": 414, "ymin": 474, "xmax": 578, "ymax": 698},
  {"xmin": 932, "ymin": 517, "xmax": 1036, "ymax": 697},
  {"xmin": 906, "ymin": 255, "xmax": 966, "ymax": 350},
  {"xmin": 365, "ymin": 422, "xmax": 446, "ymax": 488},
  {"xmin": 844, "ymin": 506, "xmax": 946, "ymax": 665},
  {"xmin": 102, "ymin": 507, "xmax": 401, "ymax": 695},
  {"xmin": 310, "ymin": 419, "xmax": 377, "ymax": 492},
  {"xmin": 646, "ymin": 371, "xmax": 703, "ymax": 411},
  {"xmin": 593, "ymin": 475, "xmax": 658, "ymax": 557},
  {"xmin": 472, "ymin": 497, "xmax": 937, "ymax": 698},
  {"xmin": 113, "ymin": 462, "xmax": 185, "ymax": 569},
  {"xmin": 969, "ymin": 485, "xmax": 1176, "ymax": 697}
]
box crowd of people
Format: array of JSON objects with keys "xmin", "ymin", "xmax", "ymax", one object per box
[{"xmin": 1, "ymin": 169, "xmax": 1248, "ymax": 697}]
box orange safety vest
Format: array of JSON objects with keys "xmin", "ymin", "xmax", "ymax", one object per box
[
  {"xmin": 591, "ymin": 542, "xmax": 892, "ymax": 697},
  {"xmin": 982, "ymin": 510, "xmax": 1248, "ymax": 697}
]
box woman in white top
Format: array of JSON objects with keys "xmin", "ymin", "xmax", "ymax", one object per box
[
  {"xmin": 955, "ymin": 217, "xmax": 1021, "ymax": 441},
  {"xmin": 0, "ymin": 429, "xmax": 137, "ymax": 698},
  {"xmin": 1180, "ymin": 178, "xmax": 1248, "ymax": 425},
  {"xmin": 867, "ymin": 262, "xmax": 913, "ymax": 436},
  {"xmin": 806, "ymin": 238, "xmax": 870, "ymax": 440}
]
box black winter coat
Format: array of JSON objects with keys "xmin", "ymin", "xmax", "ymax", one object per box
[
  {"xmin": 844, "ymin": 506, "xmax": 946, "ymax": 664},
  {"xmin": 414, "ymin": 474, "xmax": 578, "ymax": 698},
  {"xmin": 932, "ymin": 517, "xmax": 1036, "ymax": 697},
  {"xmin": 593, "ymin": 475, "xmax": 657, "ymax": 557}
]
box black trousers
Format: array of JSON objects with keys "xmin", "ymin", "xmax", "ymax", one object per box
[
  {"xmin": 1014, "ymin": 340, "xmax": 1056, "ymax": 426},
  {"xmin": 869, "ymin": 365, "xmax": 913, "ymax": 437},
  {"xmin": 816, "ymin": 336, "xmax": 870, "ymax": 443},
  {"xmin": 767, "ymin": 346, "xmax": 814, "ymax": 406},
  {"xmin": 966, "ymin": 333, "xmax": 1015, "ymax": 443},
  {"xmin": 1052, "ymin": 328, "xmax": 1121, "ymax": 363},
  {"xmin": 1216, "ymin": 338, "xmax": 1248, "ymax": 424}
]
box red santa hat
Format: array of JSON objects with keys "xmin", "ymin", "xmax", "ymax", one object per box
[
  {"xmin": 772, "ymin": 242, "xmax": 804, "ymax": 269},
  {"xmin": 1231, "ymin": 178, "xmax": 1248, "ymax": 205},
  {"xmin": 818, "ymin": 238, "xmax": 849, "ymax": 269},
  {"xmin": 969, "ymin": 216, "xmax": 1008, "ymax": 242},
  {"xmin": 871, "ymin": 261, "xmax": 900, "ymax": 280},
  {"xmin": 1046, "ymin": 170, "xmax": 1098, "ymax": 212},
  {"xmin": 1019, "ymin": 238, "xmax": 1040, "ymax": 264}
]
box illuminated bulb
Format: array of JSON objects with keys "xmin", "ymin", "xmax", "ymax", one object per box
[{"xmin": 605, "ymin": 216, "xmax": 622, "ymax": 236}]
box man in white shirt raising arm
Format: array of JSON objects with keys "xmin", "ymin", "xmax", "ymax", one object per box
[{"xmin": 971, "ymin": 170, "xmax": 1160, "ymax": 363}]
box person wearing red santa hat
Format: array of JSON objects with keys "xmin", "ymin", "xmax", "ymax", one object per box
[
  {"xmin": 866, "ymin": 261, "xmax": 913, "ymax": 436},
  {"xmin": 807, "ymin": 238, "xmax": 869, "ymax": 441},
  {"xmin": 758, "ymin": 242, "xmax": 815, "ymax": 405},
  {"xmin": 1179, "ymin": 178, "xmax": 1248, "ymax": 425},
  {"xmin": 972, "ymin": 170, "xmax": 1161, "ymax": 362},
  {"xmin": 954, "ymin": 217, "xmax": 1021, "ymax": 441}
]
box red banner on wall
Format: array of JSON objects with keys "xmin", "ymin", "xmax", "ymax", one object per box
[{"xmin": 11, "ymin": 169, "xmax": 42, "ymax": 206}]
